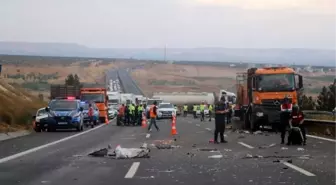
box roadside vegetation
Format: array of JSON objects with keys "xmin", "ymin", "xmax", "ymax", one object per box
[{"xmin": 0, "ymin": 80, "xmax": 46, "ymax": 133}]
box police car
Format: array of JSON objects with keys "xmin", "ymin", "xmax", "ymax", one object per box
[
  {"xmin": 80, "ymin": 101, "xmax": 100, "ymax": 127},
  {"xmin": 47, "ymin": 97, "xmax": 84, "ymax": 131}
]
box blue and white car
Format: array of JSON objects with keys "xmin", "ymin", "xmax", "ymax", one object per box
[
  {"xmin": 47, "ymin": 98, "xmax": 84, "ymax": 131},
  {"xmin": 80, "ymin": 101, "xmax": 100, "ymax": 126}
]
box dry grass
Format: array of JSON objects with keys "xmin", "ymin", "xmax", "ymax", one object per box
[{"xmin": 0, "ymin": 80, "xmax": 47, "ymax": 133}]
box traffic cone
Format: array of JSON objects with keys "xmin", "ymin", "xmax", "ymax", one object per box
[
  {"xmin": 142, "ymin": 114, "xmax": 147, "ymax": 128},
  {"xmin": 171, "ymin": 115, "xmax": 177, "ymax": 135}
]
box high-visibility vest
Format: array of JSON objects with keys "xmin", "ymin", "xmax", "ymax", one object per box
[
  {"xmin": 149, "ymin": 105, "xmax": 157, "ymax": 118},
  {"xmin": 193, "ymin": 105, "xmax": 197, "ymax": 111},
  {"xmin": 200, "ymin": 104, "xmax": 205, "ymax": 111},
  {"xmin": 209, "ymin": 105, "xmax": 213, "ymax": 111},
  {"xmin": 183, "ymin": 105, "xmax": 188, "ymax": 111},
  {"xmin": 281, "ymin": 103, "xmax": 292, "ymax": 112},
  {"xmin": 138, "ymin": 106, "xmax": 143, "ymax": 113}
]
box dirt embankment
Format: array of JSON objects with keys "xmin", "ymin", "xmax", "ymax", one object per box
[{"xmin": 0, "ymin": 79, "xmax": 46, "ymax": 133}]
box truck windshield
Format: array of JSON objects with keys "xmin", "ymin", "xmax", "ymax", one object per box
[
  {"xmin": 49, "ymin": 100, "xmax": 77, "ymax": 111},
  {"xmin": 159, "ymin": 104, "xmax": 173, "ymax": 108},
  {"xmin": 257, "ymin": 74, "xmax": 295, "ymax": 92},
  {"xmin": 147, "ymin": 100, "xmax": 162, "ymax": 105},
  {"xmin": 81, "ymin": 94, "xmax": 104, "ymax": 103},
  {"xmin": 108, "ymin": 99, "xmax": 119, "ymax": 104}
]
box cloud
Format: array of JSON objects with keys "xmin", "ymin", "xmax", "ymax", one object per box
[{"xmin": 187, "ymin": 0, "xmax": 335, "ymax": 14}]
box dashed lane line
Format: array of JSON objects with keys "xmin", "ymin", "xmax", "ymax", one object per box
[
  {"xmin": 205, "ymin": 128, "xmax": 212, "ymax": 131},
  {"xmin": 283, "ymin": 162, "xmax": 316, "ymax": 176},
  {"xmin": 238, "ymin": 142, "xmax": 254, "ymax": 149},
  {"xmin": 125, "ymin": 162, "xmax": 140, "ymax": 179},
  {"xmin": 146, "ymin": 134, "xmax": 150, "ymax": 138},
  {"xmin": 307, "ymin": 135, "xmax": 336, "ymax": 143}
]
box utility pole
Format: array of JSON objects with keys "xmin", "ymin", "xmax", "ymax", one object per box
[{"xmin": 164, "ymin": 45, "xmax": 167, "ymax": 62}]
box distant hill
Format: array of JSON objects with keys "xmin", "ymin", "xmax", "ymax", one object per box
[{"xmin": 0, "ymin": 42, "xmax": 334, "ymax": 66}]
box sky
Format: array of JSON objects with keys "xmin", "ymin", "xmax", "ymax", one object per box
[{"xmin": 0, "ymin": 0, "xmax": 335, "ymax": 49}]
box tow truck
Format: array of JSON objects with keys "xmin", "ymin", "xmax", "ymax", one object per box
[{"xmin": 234, "ymin": 67, "xmax": 303, "ymax": 131}]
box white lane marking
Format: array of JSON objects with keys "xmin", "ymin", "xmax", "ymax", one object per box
[
  {"xmin": 205, "ymin": 128, "xmax": 212, "ymax": 131},
  {"xmin": 146, "ymin": 134, "xmax": 150, "ymax": 138},
  {"xmin": 196, "ymin": 124, "xmax": 200, "ymax": 127},
  {"xmin": 125, "ymin": 162, "xmax": 140, "ymax": 179},
  {"xmin": 307, "ymin": 135, "xmax": 336, "ymax": 143},
  {"xmin": 238, "ymin": 142, "xmax": 254, "ymax": 149},
  {"xmin": 0, "ymin": 120, "xmax": 111, "ymax": 164},
  {"xmin": 283, "ymin": 162, "xmax": 316, "ymax": 176}
]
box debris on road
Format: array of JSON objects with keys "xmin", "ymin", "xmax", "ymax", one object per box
[
  {"xmin": 208, "ymin": 154, "xmax": 223, "ymax": 159},
  {"xmin": 281, "ymin": 147, "xmax": 288, "ymax": 150},
  {"xmin": 155, "ymin": 144, "xmax": 181, "ymax": 149},
  {"xmin": 198, "ymin": 148, "xmax": 218, "ymax": 152},
  {"xmin": 297, "ymin": 147, "xmax": 305, "ymax": 151},
  {"xmin": 115, "ymin": 145, "xmax": 150, "ymax": 159},
  {"xmin": 298, "ymin": 155, "xmax": 310, "ymax": 160},
  {"xmin": 259, "ymin": 143, "xmax": 276, "ymax": 149},
  {"xmin": 253, "ymin": 131, "xmax": 263, "ymax": 135},
  {"xmin": 88, "ymin": 144, "xmax": 150, "ymax": 159}
]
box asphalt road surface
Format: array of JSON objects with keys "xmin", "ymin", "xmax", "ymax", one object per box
[
  {"xmin": 117, "ymin": 69, "xmax": 144, "ymax": 95},
  {"xmin": 0, "ymin": 116, "xmax": 335, "ymax": 185}
]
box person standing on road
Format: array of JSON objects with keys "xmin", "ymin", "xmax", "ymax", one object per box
[
  {"xmin": 208, "ymin": 104, "xmax": 213, "ymax": 121},
  {"xmin": 200, "ymin": 102, "xmax": 205, "ymax": 121},
  {"xmin": 88, "ymin": 103, "xmax": 94, "ymax": 128},
  {"xmin": 134, "ymin": 103, "xmax": 139, "ymax": 126},
  {"xmin": 288, "ymin": 105, "xmax": 306, "ymax": 145},
  {"xmin": 214, "ymin": 96, "xmax": 228, "ymax": 144},
  {"xmin": 183, "ymin": 104, "xmax": 188, "ymax": 117},
  {"xmin": 124, "ymin": 104, "xmax": 130, "ymax": 126},
  {"xmin": 193, "ymin": 104, "xmax": 197, "ymax": 119},
  {"xmin": 148, "ymin": 101, "xmax": 160, "ymax": 132},
  {"xmin": 279, "ymin": 96, "xmax": 292, "ymax": 144},
  {"xmin": 137, "ymin": 104, "xmax": 143, "ymax": 126}
]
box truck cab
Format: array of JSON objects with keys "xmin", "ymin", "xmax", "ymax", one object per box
[
  {"xmin": 80, "ymin": 88, "xmax": 108, "ymax": 123},
  {"xmin": 235, "ymin": 67, "xmax": 303, "ymax": 131}
]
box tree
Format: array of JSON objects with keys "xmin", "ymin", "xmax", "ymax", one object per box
[
  {"xmin": 65, "ymin": 74, "xmax": 81, "ymax": 86},
  {"xmin": 300, "ymin": 94, "xmax": 315, "ymax": 110},
  {"xmin": 317, "ymin": 86, "xmax": 329, "ymax": 111},
  {"xmin": 65, "ymin": 74, "xmax": 75, "ymax": 85}
]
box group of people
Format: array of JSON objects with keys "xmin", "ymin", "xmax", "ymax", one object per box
[
  {"xmin": 279, "ymin": 97, "xmax": 306, "ymax": 145},
  {"xmin": 117, "ymin": 103, "xmax": 145, "ymax": 126}
]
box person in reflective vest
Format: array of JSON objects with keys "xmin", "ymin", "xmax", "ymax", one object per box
[
  {"xmin": 193, "ymin": 104, "xmax": 197, "ymax": 119},
  {"xmin": 208, "ymin": 104, "xmax": 213, "ymax": 121},
  {"xmin": 148, "ymin": 101, "xmax": 159, "ymax": 132},
  {"xmin": 279, "ymin": 96, "xmax": 292, "ymax": 144},
  {"xmin": 129, "ymin": 104, "xmax": 135, "ymax": 125},
  {"xmin": 183, "ymin": 104, "xmax": 188, "ymax": 117},
  {"xmin": 288, "ymin": 105, "xmax": 306, "ymax": 145},
  {"xmin": 200, "ymin": 102, "xmax": 205, "ymax": 121}
]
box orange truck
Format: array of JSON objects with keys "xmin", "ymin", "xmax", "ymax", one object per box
[
  {"xmin": 234, "ymin": 67, "xmax": 303, "ymax": 131},
  {"xmin": 80, "ymin": 88, "xmax": 108, "ymax": 123}
]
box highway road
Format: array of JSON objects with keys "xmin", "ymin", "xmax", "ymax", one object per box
[
  {"xmin": 0, "ymin": 116, "xmax": 335, "ymax": 185},
  {"xmin": 117, "ymin": 69, "xmax": 144, "ymax": 95}
]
